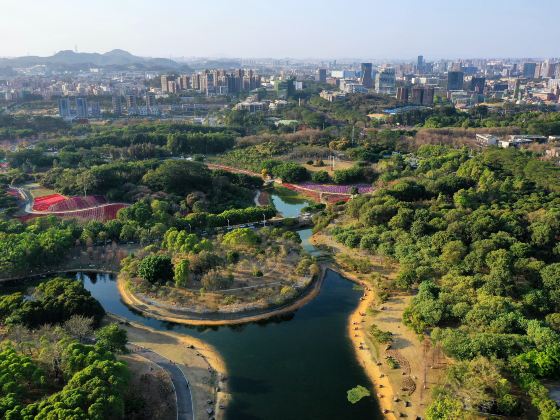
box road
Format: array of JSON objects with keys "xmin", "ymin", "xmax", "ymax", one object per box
[{"xmin": 130, "ymin": 344, "xmax": 195, "ymax": 420}]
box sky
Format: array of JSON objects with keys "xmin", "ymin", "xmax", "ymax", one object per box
[{"xmin": 1, "ymin": 0, "xmax": 559, "ymax": 59}]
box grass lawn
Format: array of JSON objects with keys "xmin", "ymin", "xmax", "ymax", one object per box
[
  {"xmin": 25, "ymin": 183, "xmax": 59, "ymax": 198},
  {"xmin": 302, "ymin": 159, "xmax": 355, "ymax": 173}
]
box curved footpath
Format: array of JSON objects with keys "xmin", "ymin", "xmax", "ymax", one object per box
[
  {"xmin": 108, "ymin": 314, "xmax": 229, "ymax": 420},
  {"xmin": 117, "ymin": 270, "xmax": 325, "ymax": 326},
  {"xmin": 129, "ymin": 344, "xmax": 194, "ymax": 420}
]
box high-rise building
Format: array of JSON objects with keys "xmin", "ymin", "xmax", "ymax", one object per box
[
  {"xmin": 201, "ymin": 72, "xmax": 215, "ymax": 95},
  {"xmin": 317, "ymin": 68, "xmax": 327, "ymax": 83},
  {"xmin": 191, "ymin": 73, "xmax": 201, "ymax": 90},
  {"xmin": 540, "ymin": 60, "xmax": 556, "ymax": 78},
  {"xmin": 161, "ymin": 75, "xmax": 168, "ymax": 92},
  {"xmin": 422, "ymin": 87, "xmax": 434, "ymax": 106},
  {"xmin": 167, "ymin": 80, "xmax": 177, "ymax": 94},
  {"xmin": 513, "ymin": 78, "xmax": 521, "ymax": 98},
  {"xmin": 410, "ymin": 87, "xmax": 434, "ymax": 106},
  {"xmin": 523, "ymin": 62, "xmax": 537, "ymax": 79},
  {"xmin": 112, "ymin": 95, "xmax": 122, "ymax": 116},
  {"xmin": 58, "ymin": 98, "xmax": 71, "ymax": 118},
  {"xmin": 470, "ymin": 77, "xmax": 486, "ymax": 94},
  {"xmin": 360, "ymin": 63, "xmax": 373, "ymax": 88},
  {"xmin": 75, "ymin": 97, "xmax": 88, "ymax": 118},
  {"xmin": 411, "ymin": 87, "xmax": 424, "ymax": 105},
  {"xmin": 396, "ymin": 86, "xmax": 409, "ymax": 102},
  {"xmin": 417, "ymin": 55, "xmax": 424, "ymax": 73},
  {"xmin": 126, "ymin": 95, "xmax": 138, "ymax": 115},
  {"xmin": 145, "ymin": 92, "xmax": 156, "ymax": 109},
  {"xmin": 179, "ymin": 75, "xmax": 190, "ymax": 90},
  {"xmin": 90, "ymin": 102, "xmax": 101, "ymax": 118},
  {"xmin": 375, "ymin": 68, "xmax": 396, "ymax": 94},
  {"xmin": 447, "ymin": 71, "xmax": 464, "ymax": 91}
]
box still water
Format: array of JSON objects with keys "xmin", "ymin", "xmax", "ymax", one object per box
[{"xmin": 85, "ymin": 193, "xmax": 381, "ymax": 419}]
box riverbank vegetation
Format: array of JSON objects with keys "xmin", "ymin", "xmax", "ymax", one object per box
[{"xmin": 326, "ymin": 145, "xmax": 560, "ymax": 418}]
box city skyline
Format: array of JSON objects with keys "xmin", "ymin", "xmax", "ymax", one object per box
[{"xmin": 1, "ymin": 0, "xmax": 559, "ymax": 59}]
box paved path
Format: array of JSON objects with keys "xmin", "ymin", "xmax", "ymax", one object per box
[{"xmin": 130, "ymin": 344, "xmax": 195, "ymax": 420}]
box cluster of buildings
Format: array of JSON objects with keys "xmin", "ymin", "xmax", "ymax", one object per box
[
  {"xmin": 161, "ymin": 69, "xmax": 261, "ymax": 96},
  {"xmin": 58, "ymin": 97, "xmax": 101, "ymax": 120},
  {"xmin": 475, "ymin": 133, "xmax": 560, "ymax": 149},
  {"xmin": 316, "ymin": 56, "xmax": 560, "ymax": 110}
]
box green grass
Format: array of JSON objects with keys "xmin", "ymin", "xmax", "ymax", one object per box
[{"xmin": 25, "ymin": 183, "xmax": 58, "ymax": 198}]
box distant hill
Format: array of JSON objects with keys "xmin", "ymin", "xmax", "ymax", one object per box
[{"xmin": 0, "ymin": 49, "xmax": 192, "ymax": 72}]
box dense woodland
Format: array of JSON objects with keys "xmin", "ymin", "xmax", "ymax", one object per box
[
  {"xmin": 0, "ymin": 277, "xmax": 130, "ymax": 419},
  {"xmin": 329, "ymin": 146, "xmax": 560, "ymax": 418}
]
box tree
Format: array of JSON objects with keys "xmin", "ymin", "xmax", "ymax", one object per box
[
  {"xmin": 425, "ymin": 395, "xmax": 464, "ymax": 420},
  {"xmin": 138, "ymin": 254, "xmax": 174, "ymax": 284},
  {"xmin": 63, "ymin": 315, "xmax": 94, "ymax": 343},
  {"xmin": 174, "ymin": 259, "xmax": 190, "ymax": 287},
  {"xmin": 142, "ymin": 160, "xmax": 211, "ymax": 195},
  {"xmin": 222, "ymin": 228, "xmax": 258, "ymax": 248},
  {"xmin": 95, "ymin": 324, "xmax": 128, "ymax": 353},
  {"xmin": 273, "ymin": 162, "xmax": 309, "ymax": 183},
  {"xmin": 77, "ymin": 170, "xmax": 97, "ymax": 197},
  {"xmin": 440, "ymin": 240, "xmax": 467, "ymax": 265}
]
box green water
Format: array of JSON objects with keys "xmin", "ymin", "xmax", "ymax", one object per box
[{"xmin": 270, "ymin": 187, "xmax": 313, "ymax": 218}]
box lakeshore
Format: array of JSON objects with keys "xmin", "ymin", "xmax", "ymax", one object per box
[{"xmin": 312, "ymin": 231, "xmax": 443, "ymax": 419}]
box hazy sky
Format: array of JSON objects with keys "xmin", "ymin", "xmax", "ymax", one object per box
[{"xmin": 1, "ymin": 0, "xmax": 559, "ymax": 59}]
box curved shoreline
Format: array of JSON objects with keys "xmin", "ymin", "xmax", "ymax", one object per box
[
  {"xmin": 336, "ymin": 264, "xmax": 397, "ymax": 420},
  {"xmin": 107, "ymin": 313, "xmax": 230, "ymax": 420},
  {"xmin": 311, "ymin": 234, "xmax": 397, "ymax": 420},
  {"xmin": 118, "ymin": 268, "xmax": 326, "ymax": 326}
]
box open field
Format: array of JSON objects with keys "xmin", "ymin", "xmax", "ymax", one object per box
[
  {"xmin": 25, "ymin": 182, "xmax": 58, "ymax": 198},
  {"xmin": 302, "ymin": 159, "xmax": 356, "ymax": 173}
]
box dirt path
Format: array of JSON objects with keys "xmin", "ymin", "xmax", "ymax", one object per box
[
  {"xmin": 312, "ymin": 231, "xmax": 442, "ymax": 419},
  {"xmin": 109, "ymin": 314, "xmax": 230, "ymax": 420}
]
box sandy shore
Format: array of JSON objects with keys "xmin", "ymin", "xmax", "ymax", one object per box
[
  {"xmin": 312, "ymin": 231, "xmax": 441, "ymax": 419},
  {"xmin": 118, "ymin": 272, "xmax": 324, "ymax": 326},
  {"xmin": 335, "ymin": 265, "xmax": 397, "ymax": 420},
  {"xmin": 311, "ymin": 233, "xmax": 398, "ymax": 419},
  {"xmin": 108, "ymin": 313, "xmax": 230, "ymax": 420}
]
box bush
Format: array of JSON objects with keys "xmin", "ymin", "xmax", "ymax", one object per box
[
  {"xmin": 347, "ymin": 385, "xmax": 371, "ymax": 404},
  {"xmin": 386, "ymin": 356, "xmax": 400, "ymax": 369},
  {"xmin": 311, "ymin": 170, "xmax": 331, "ymax": 183},
  {"xmin": 201, "ymin": 271, "xmax": 234, "ymax": 291},
  {"xmin": 369, "ymin": 325, "xmax": 393, "ymax": 343},
  {"xmin": 222, "ymin": 228, "xmax": 258, "ymax": 247}
]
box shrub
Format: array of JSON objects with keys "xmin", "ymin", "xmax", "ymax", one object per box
[
  {"xmin": 347, "ymin": 385, "xmax": 371, "ymax": 404},
  {"xmin": 201, "ymin": 271, "xmax": 234, "ymax": 291}
]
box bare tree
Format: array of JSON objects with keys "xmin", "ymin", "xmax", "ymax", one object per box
[{"xmin": 63, "ymin": 315, "xmax": 94, "ymax": 343}]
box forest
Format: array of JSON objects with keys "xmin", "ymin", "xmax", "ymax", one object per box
[
  {"xmin": 329, "ymin": 145, "xmax": 560, "ymax": 418},
  {"xmin": 0, "ymin": 277, "xmax": 130, "ymax": 419}
]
